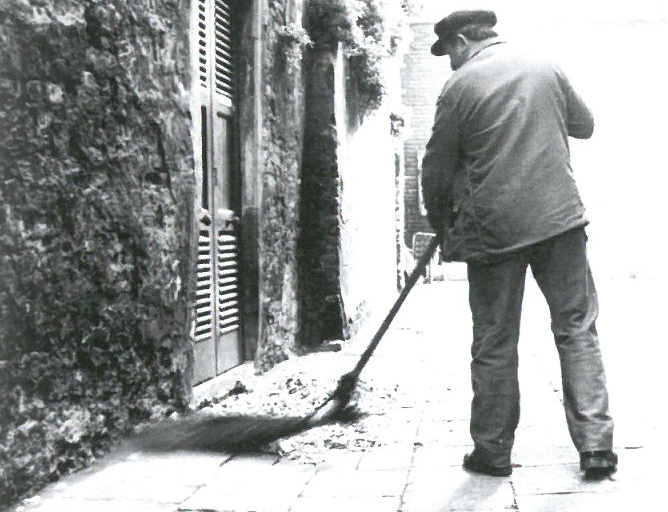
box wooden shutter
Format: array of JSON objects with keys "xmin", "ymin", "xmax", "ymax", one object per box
[
  {"xmin": 197, "ymin": 0, "xmax": 209, "ymax": 91},
  {"xmin": 193, "ymin": 0, "xmax": 241, "ymax": 384},
  {"xmin": 194, "ymin": 229, "xmax": 214, "ymax": 341},
  {"xmin": 213, "ymin": 0, "xmax": 234, "ymax": 102}
]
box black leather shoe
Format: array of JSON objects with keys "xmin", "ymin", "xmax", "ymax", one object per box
[
  {"xmin": 580, "ymin": 450, "xmax": 618, "ymax": 479},
  {"xmin": 463, "ymin": 451, "xmax": 512, "ymax": 477}
]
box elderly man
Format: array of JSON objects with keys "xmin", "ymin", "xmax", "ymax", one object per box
[{"xmin": 421, "ymin": 10, "xmax": 616, "ymax": 478}]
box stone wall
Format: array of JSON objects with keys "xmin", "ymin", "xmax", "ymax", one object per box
[
  {"xmin": 0, "ymin": 0, "xmax": 194, "ymax": 503},
  {"xmin": 253, "ymin": 0, "xmax": 308, "ymax": 370},
  {"xmin": 297, "ymin": 46, "xmax": 345, "ymax": 348},
  {"xmin": 256, "ymin": 0, "xmax": 409, "ymax": 360}
]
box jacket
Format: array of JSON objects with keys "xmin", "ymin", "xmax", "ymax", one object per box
[{"xmin": 421, "ymin": 40, "xmax": 594, "ymax": 262}]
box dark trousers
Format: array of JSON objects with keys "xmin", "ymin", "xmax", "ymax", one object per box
[{"xmin": 466, "ymin": 227, "xmax": 614, "ymax": 467}]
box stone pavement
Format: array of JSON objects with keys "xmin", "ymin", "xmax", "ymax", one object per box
[{"xmin": 6, "ymin": 271, "xmax": 665, "ymax": 512}]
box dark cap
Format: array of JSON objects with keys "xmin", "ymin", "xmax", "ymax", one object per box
[{"xmin": 430, "ymin": 10, "xmax": 497, "ymax": 56}]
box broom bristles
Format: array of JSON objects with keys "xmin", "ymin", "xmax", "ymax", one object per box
[{"xmin": 131, "ymin": 378, "xmax": 361, "ymax": 454}]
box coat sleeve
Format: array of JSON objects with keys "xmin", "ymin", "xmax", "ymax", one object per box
[
  {"xmin": 421, "ymin": 95, "xmax": 460, "ymax": 230},
  {"xmin": 558, "ymin": 67, "xmax": 595, "ymax": 139}
]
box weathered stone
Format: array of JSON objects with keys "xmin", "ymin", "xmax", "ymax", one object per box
[
  {"xmin": 253, "ymin": 0, "xmax": 307, "ymax": 372},
  {"xmin": 0, "ymin": 0, "xmax": 193, "ymax": 503}
]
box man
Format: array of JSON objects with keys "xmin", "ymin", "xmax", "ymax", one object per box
[{"xmin": 421, "ymin": 10, "xmax": 616, "ymax": 479}]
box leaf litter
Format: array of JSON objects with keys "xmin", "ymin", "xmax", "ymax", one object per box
[{"xmin": 191, "ymin": 350, "xmax": 419, "ymax": 465}]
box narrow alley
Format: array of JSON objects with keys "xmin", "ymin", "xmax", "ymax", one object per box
[
  {"xmin": 3, "ymin": 1, "xmax": 667, "ymax": 511},
  {"xmin": 7, "ymin": 269, "xmax": 663, "ymax": 512}
]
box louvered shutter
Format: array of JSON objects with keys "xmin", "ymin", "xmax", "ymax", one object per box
[
  {"xmin": 197, "ymin": 0, "xmax": 209, "ymax": 91},
  {"xmin": 193, "ymin": 0, "xmax": 241, "ymax": 384},
  {"xmin": 213, "ymin": 0, "xmax": 234, "ymax": 103},
  {"xmin": 217, "ymin": 232, "xmax": 239, "ymax": 336}
]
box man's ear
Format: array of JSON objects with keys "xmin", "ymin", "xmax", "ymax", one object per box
[{"xmin": 455, "ymin": 34, "xmax": 469, "ymax": 49}]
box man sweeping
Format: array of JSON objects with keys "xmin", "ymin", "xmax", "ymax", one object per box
[{"xmin": 421, "ymin": 10, "xmax": 617, "ymax": 478}]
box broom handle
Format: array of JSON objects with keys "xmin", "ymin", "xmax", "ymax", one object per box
[{"xmin": 350, "ymin": 235, "xmax": 441, "ymax": 377}]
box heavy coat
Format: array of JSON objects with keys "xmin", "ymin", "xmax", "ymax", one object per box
[{"xmin": 421, "ymin": 40, "xmax": 594, "ymax": 262}]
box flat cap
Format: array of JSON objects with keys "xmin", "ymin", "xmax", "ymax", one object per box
[{"xmin": 430, "ymin": 10, "xmax": 497, "ymax": 56}]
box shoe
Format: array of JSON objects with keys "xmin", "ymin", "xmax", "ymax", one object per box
[
  {"xmin": 580, "ymin": 450, "xmax": 618, "ymax": 479},
  {"xmin": 463, "ymin": 451, "xmax": 512, "ymax": 477}
]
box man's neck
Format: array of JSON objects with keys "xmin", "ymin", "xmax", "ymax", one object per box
[{"xmin": 465, "ymin": 37, "xmax": 502, "ymax": 61}]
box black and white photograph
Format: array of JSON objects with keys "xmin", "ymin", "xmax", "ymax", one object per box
[{"xmin": 1, "ymin": 0, "xmax": 666, "ymax": 510}]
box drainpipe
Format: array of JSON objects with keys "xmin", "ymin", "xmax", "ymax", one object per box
[{"xmin": 252, "ymin": 0, "xmax": 264, "ymax": 359}]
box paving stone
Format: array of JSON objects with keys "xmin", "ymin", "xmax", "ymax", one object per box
[
  {"xmin": 359, "ymin": 414, "xmax": 421, "ymax": 443},
  {"xmin": 512, "ymin": 417, "xmax": 577, "ymax": 452},
  {"xmin": 401, "ymin": 467, "xmax": 515, "ymax": 512},
  {"xmin": 515, "ymin": 491, "xmax": 645, "ymax": 512},
  {"xmin": 356, "ymin": 443, "xmax": 415, "ymax": 470},
  {"xmin": 23, "ymin": 498, "xmax": 180, "ymax": 512},
  {"xmin": 179, "ymin": 456, "xmax": 316, "ymax": 512},
  {"xmin": 421, "ymin": 401, "xmax": 470, "ymax": 422},
  {"xmin": 117, "ymin": 451, "xmax": 231, "ymax": 485},
  {"xmin": 425, "ymin": 385, "xmax": 471, "ymax": 404},
  {"xmin": 511, "ymin": 464, "xmax": 621, "ymax": 496},
  {"xmin": 606, "ymin": 446, "xmax": 663, "ymax": 485},
  {"xmin": 288, "ymin": 496, "xmax": 401, "ymax": 512},
  {"xmin": 515, "ymin": 399, "xmax": 566, "ymax": 428},
  {"xmin": 311, "ymin": 449, "xmax": 364, "ymax": 470},
  {"xmin": 511, "ymin": 443, "xmax": 576, "ymax": 467},
  {"xmin": 43, "ymin": 458, "xmax": 201, "ymax": 503},
  {"xmin": 411, "ymin": 442, "xmax": 473, "ymax": 471},
  {"xmin": 613, "ymin": 419, "xmax": 662, "ymax": 448},
  {"xmin": 300, "ymin": 468, "xmax": 408, "ymax": 498},
  {"xmin": 12, "ymin": 279, "xmax": 661, "ymax": 512},
  {"xmin": 379, "ymin": 407, "xmax": 424, "ymax": 424},
  {"xmin": 416, "ymin": 419, "xmax": 472, "ymax": 446}
]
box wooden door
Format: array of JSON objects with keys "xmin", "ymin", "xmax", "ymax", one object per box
[{"xmin": 193, "ymin": 0, "xmax": 241, "ymax": 384}]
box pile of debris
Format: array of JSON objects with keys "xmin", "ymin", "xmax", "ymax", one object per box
[{"xmin": 193, "ymin": 351, "xmax": 412, "ymax": 464}]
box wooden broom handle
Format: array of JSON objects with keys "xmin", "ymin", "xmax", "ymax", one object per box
[{"xmin": 350, "ymin": 235, "xmax": 441, "ymax": 377}]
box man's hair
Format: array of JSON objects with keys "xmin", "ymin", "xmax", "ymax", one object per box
[{"xmin": 445, "ymin": 23, "xmax": 498, "ymax": 43}]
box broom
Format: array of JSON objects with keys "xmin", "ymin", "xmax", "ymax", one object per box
[
  {"xmin": 305, "ymin": 234, "xmax": 441, "ymax": 426},
  {"xmin": 134, "ymin": 236, "xmax": 441, "ymax": 453}
]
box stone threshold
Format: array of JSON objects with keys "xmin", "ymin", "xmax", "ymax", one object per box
[{"xmin": 191, "ymin": 362, "xmax": 256, "ymax": 406}]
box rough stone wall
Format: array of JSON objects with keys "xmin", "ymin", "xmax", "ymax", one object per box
[
  {"xmin": 297, "ymin": 46, "xmax": 345, "ymax": 348},
  {"xmin": 253, "ymin": 0, "xmax": 307, "ymax": 371},
  {"xmin": 400, "ymin": 22, "xmax": 449, "ymax": 247},
  {"xmin": 0, "ymin": 0, "xmax": 193, "ymax": 503}
]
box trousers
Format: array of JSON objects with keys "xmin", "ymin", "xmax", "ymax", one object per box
[{"xmin": 466, "ymin": 227, "xmax": 614, "ymax": 467}]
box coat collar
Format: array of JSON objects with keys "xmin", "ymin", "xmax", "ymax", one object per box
[{"xmin": 462, "ymin": 38, "xmax": 506, "ymax": 67}]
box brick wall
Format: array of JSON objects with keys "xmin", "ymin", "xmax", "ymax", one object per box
[{"xmin": 400, "ymin": 22, "xmax": 451, "ymax": 248}]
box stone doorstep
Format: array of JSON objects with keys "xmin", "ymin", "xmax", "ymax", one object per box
[{"xmin": 191, "ymin": 362, "xmax": 256, "ymax": 406}]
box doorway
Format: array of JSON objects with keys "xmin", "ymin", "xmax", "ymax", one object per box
[{"xmin": 192, "ymin": 0, "xmax": 242, "ymax": 384}]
